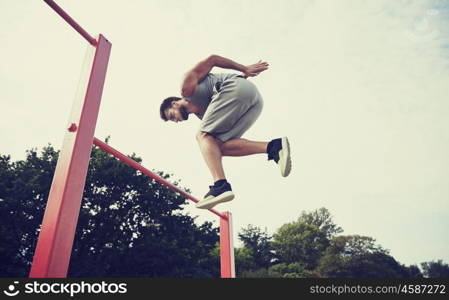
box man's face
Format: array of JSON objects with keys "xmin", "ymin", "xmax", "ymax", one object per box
[{"xmin": 165, "ymin": 101, "xmax": 189, "ymax": 122}]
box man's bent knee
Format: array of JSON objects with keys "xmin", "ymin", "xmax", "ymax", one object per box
[
  {"xmin": 196, "ymin": 131, "xmax": 210, "ymax": 142},
  {"xmin": 196, "ymin": 131, "xmax": 219, "ymax": 142},
  {"xmin": 196, "ymin": 131, "xmax": 223, "ymax": 146}
]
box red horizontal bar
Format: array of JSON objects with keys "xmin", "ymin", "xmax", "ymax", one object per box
[
  {"xmin": 44, "ymin": 0, "xmax": 97, "ymax": 46},
  {"xmin": 92, "ymin": 138, "xmax": 227, "ymax": 220}
]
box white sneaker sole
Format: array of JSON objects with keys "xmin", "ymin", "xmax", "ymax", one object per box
[
  {"xmin": 279, "ymin": 137, "xmax": 292, "ymax": 177},
  {"xmin": 195, "ymin": 191, "xmax": 235, "ymax": 210}
]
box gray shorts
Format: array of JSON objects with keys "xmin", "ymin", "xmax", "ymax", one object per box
[{"xmin": 199, "ymin": 76, "xmax": 264, "ymax": 143}]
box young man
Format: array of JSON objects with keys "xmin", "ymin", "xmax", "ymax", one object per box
[{"xmin": 160, "ymin": 55, "xmax": 292, "ymax": 209}]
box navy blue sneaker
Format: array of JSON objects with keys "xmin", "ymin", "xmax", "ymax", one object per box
[
  {"xmin": 196, "ymin": 181, "xmax": 235, "ymax": 209},
  {"xmin": 267, "ymin": 137, "xmax": 292, "ymax": 177}
]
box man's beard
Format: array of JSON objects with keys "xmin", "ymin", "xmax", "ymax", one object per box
[{"xmin": 180, "ymin": 106, "xmax": 189, "ymax": 120}]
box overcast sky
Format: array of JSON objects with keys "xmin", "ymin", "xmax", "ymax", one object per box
[{"xmin": 1, "ymin": 0, "xmax": 448, "ymax": 268}]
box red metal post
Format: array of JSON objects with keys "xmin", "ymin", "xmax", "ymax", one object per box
[
  {"xmin": 29, "ymin": 35, "xmax": 111, "ymax": 278},
  {"xmin": 44, "ymin": 0, "xmax": 97, "ymax": 46},
  {"xmin": 220, "ymin": 211, "xmax": 235, "ymax": 278}
]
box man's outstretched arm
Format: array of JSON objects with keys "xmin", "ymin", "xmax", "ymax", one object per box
[{"xmin": 181, "ymin": 55, "xmax": 269, "ymax": 97}]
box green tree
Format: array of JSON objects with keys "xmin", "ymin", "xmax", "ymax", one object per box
[
  {"xmin": 401, "ymin": 264, "xmax": 423, "ymax": 278},
  {"xmin": 240, "ymin": 263, "xmax": 312, "ymax": 278},
  {"xmin": 270, "ymin": 208, "xmax": 341, "ymax": 269},
  {"xmin": 271, "ymin": 222, "xmax": 328, "ymax": 269},
  {"xmin": 0, "ymin": 147, "xmax": 57, "ymax": 276},
  {"xmin": 268, "ymin": 262, "xmax": 311, "ymax": 278},
  {"xmin": 234, "ymin": 247, "xmax": 257, "ymax": 275},
  {"xmin": 421, "ymin": 260, "xmax": 449, "ymax": 278},
  {"xmin": 297, "ymin": 207, "xmax": 343, "ymax": 239},
  {"xmin": 0, "ymin": 141, "xmax": 219, "ymax": 277},
  {"xmin": 345, "ymin": 252, "xmax": 411, "ymax": 278},
  {"xmin": 317, "ymin": 235, "xmax": 420, "ymax": 278},
  {"xmin": 238, "ymin": 225, "xmax": 274, "ymax": 269},
  {"xmin": 272, "ymin": 207, "xmax": 343, "ymax": 270}
]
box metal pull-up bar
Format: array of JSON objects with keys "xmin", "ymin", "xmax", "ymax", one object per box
[
  {"xmin": 44, "ymin": 0, "xmax": 97, "ymax": 46},
  {"xmin": 29, "ymin": 0, "xmax": 235, "ymax": 278}
]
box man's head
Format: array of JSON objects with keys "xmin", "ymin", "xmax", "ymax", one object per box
[{"xmin": 160, "ymin": 97, "xmax": 190, "ymax": 122}]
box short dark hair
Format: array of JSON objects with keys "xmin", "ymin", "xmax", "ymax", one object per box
[{"xmin": 160, "ymin": 96, "xmax": 181, "ymax": 121}]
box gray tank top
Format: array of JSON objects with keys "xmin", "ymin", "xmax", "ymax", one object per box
[{"xmin": 184, "ymin": 73, "xmax": 241, "ymax": 112}]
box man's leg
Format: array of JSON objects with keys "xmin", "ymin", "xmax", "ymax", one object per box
[
  {"xmin": 196, "ymin": 133, "xmax": 290, "ymax": 179},
  {"xmin": 220, "ymin": 138, "xmax": 268, "ymax": 157},
  {"xmin": 195, "ymin": 131, "xmax": 235, "ymax": 210},
  {"xmin": 195, "ymin": 132, "xmax": 291, "ymax": 210},
  {"xmin": 196, "ymin": 134, "xmax": 268, "ymax": 181},
  {"xmin": 219, "ymin": 136, "xmax": 292, "ymax": 177},
  {"xmin": 196, "ymin": 131, "xmax": 226, "ymax": 182}
]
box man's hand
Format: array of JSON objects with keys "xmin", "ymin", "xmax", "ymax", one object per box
[
  {"xmin": 243, "ymin": 60, "xmax": 269, "ymax": 78},
  {"xmin": 181, "ymin": 56, "xmax": 269, "ymax": 97}
]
